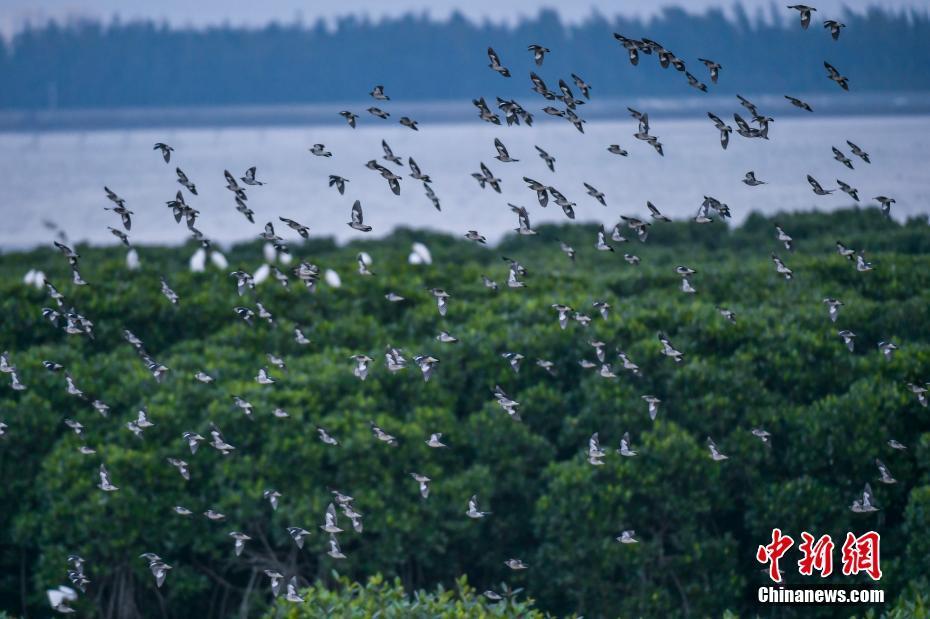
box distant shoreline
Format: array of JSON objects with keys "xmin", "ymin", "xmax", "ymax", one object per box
[{"xmin": 2, "ymin": 92, "xmax": 929, "ymax": 133}]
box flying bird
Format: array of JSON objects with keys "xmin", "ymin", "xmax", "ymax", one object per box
[
  {"xmin": 527, "ymin": 44, "xmax": 550, "ymax": 66},
  {"xmin": 698, "ymin": 58, "xmax": 721, "ymax": 83},
  {"xmin": 824, "ymin": 19, "xmax": 845, "ymax": 39},
  {"xmin": 339, "ymin": 110, "xmax": 358, "ymax": 128},
  {"xmin": 850, "ymin": 483, "xmax": 879, "ymax": 513},
  {"xmin": 153, "ymin": 142, "xmax": 174, "ymax": 162},
  {"xmin": 785, "ymin": 95, "xmax": 813, "ymax": 112},
  {"xmin": 787, "ymin": 4, "xmax": 817, "ymax": 29},
  {"xmin": 487, "ymin": 47, "xmax": 511, "ymax": 77},
  {"xmin": 824, "ymin": 61, "xmax": 849, "ymax": 90},
  {"xmin": 348, "ymin": 200, "xmax": 372, "ymax": 232}
]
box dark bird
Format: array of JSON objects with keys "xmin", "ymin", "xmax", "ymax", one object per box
[
  {"xmin": 510, "ymin": 204, "xmax": 536, "ymax": 236},
  {"xmin": 608, "ymin": 144, "xmax": 629, "ymax": 157},
  {"xmin": 153, "ymin": 142, "xmax": 174, "ymax": 163},
  {"xmin": 527, "ymin": 44, "xmax": 550, "ymax": 66},
  {"xmin": 686, "ymin": 72, "xmax": 708, "ymax": 92},
  {"xmin": 785, "ymin": 95, "xmax": 813, "ymax": 112},
  {"xmin": 494, "ymin": 138, "xmax": 519, "ymax": 163},
  {"xmin": 847, "ymin": 140, "xmax": 871, "ymax": 163},
  {"xmin": 737, "ymin": 93, "xmax": 760, "ymax": 116},
  {"xmin": 241, "ymin": 166, "xmax": 264, "ymax": 186},
  {"xmin": 832, "ymin": 146, "xmax": 854, "ymax": 169},
  {"xmin": 874, "ymin": 195, "xmax": 896, "ymax": 218},
  {"xmin": 787, "ymin": 4, "xmax": 817, "ymax": 29},
  {"xmin": 535, "ymin": 146, "xmax": 555, "ymax": 172},
  {"xmin": 530, "ymin": 72, "xmax": 554, "ymax": 99},
  {"xmin": 647, "ymin": 201, "xmax": 671, "ymax": 222},
  {"xmin": 423, "ymin": 182, "xmax": 441, "ymax": 211},
  {"xmin": 824, "ymin": 19, "xmax": 846, "ymax": 39},
  {"xmin": 473, "ymin": 97, "xmax": 501, "ymax": 124},
  {"xmin": 279, "ymin": 217, "xmax": 310, "ymax": 239},
  {"xmin": 339, "ymin": 110, "xmax": 358, "ymax": 128},
  {"xmin": 408, "ymin": 158, "xmax": 432, "ymax": 183},
  {"xmin": 707, "ymin": 112, "xmax": 732, "ymax": 149},
  {"xmin": 473, "ymin": 163, "xmax": 502, "ymax": 193},
  {"xmin": 382, "ymin": 140, "xmax": 402, "ymax": 166},
  {"xmin": 399, "ymin": 116, "xmax": 419, "ymax": 131},
  {"xmin": 328, "ymin": 175, "xmax": 348, "ymax": 195},
  {"xmin": 698, "ymin": 58, "xmax": 721, "ymax": 83},
  {"xmin": 807, "ymin": 174, "xmax": 834, "ymax": 195},
  {"xmin": 824, "ymin": 61, "xmax": 849, "ymax": 90},
  {"xmin": 743, "ymin": 171, "xmax": 766, "ymax": 186},
  {"xmin": 348, "ymin": 200, "xmax": 372, "ymax": 232},
  {"xmin": 571, "ymin": 73, "xmax": 592, "ymax": 99},
  {"xmin": 176, "ymin": 167, "xmax": 197, "ymax": 195},
  {"xmin": 104, "ymin": 196, "xmax": 134, "ymax": 231},
  {"xmin": 523, "ymin": 176, "xmax": 549, "ymax": 207},
  {"xmin": 836, "ymin": 179, "xmax": 860, "ymax": 201},
  {"xmin": 487, "ymin": 47, "xmax": 511, "ymax": 77},
  {"xmin": 583, "ymin": 182, "xmax": 606, "ymax": 206},
  {"xmin": 613, "ymin": 33, "xmax": 642, "ymax": 65}
]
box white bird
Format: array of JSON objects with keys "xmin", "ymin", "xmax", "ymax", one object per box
[
  {"xmin": 370, "ymin": 421, "xmax": 398, "ymax": 445},
  {"xmin": 428, "ymin": 288, "xmax": 450, "ymax": 316},
  {"xmin": 411, "ymin": 472, "xmax": 431, "ymax": 498},
  {"xmin": 707, "ymin": 437, "xmax": 729, "ymax": 461},
  {"xmin": 255, "ymin": 367, "xmax": 276, "ymax": 385},
  {"xmin": 229, "ymin": 532, "xmax": 251, "ymax": 556},
  {"xmin": 351, "ymin": 354, "xmax": 373, "ymax": 380},
  {"xmin": 426, "ymin": 433, "xmax": 448, "ymax": 448},
  {"xmin": 907, "ymin": 382, "xmax": 928, "ymax": 407},
  {"xmin": 838, "ymin": 330, "xmax": 856, "ymax": 352},
  {"xmin": 327, "ymin": 535, "xmax": 346, "ymax": 559},
  {"xmin": 285, "ymin": 577, "xmax": 305, "ymax": 603},
  {"xmin": 823, "ymin": 298, "xmax": 843, "ymax": 322},
  {"xmin": 878, "ymin": 341, "xmax": 898, "ymax": 360},
  {"xmin": 876, "ymin": 459, "xmax": 896, "ymax": 484},
  {"xmin": 466, "ymin": 495, "xmax": 490, "ymax": 519},
  {"xmin": 617, "ymin": 530, "xmax": 638, "ymax": 544},
  {"xmin": 642, "ymin": 395, "xmax": 661, "ymax": 420},
  {"xmin": 850, "ymin": 483, "xmax": 879, "ymax": 513},
  {"xmin": 414, "ymin": 355, "xmax": 439, "ymax": 382},
  {"xmin": 97, "ymin": 464, "xmax": 118, "ymax": 492},
  {"xmin": 286, "ymin": 526, "xmax": 311, "ymax": 549},
  {"xmin": 617, "ymin": 432, "xmax": 638, "ymax": 457},
  {"xmin": 588, "ymin": 432, "xmax": 607, "ymax": 465},
  {"xmin": 265, "ymin": 570, "xmax": 284, "ymax": 597},
  {"xmin": 320, "ymin": 503, "xmax": 343, "ymax": 533},
  {"xmin": 264, "ymin": 489, "xmax": 282, "ymax": 510}
]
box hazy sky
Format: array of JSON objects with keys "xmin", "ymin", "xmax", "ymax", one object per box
[{"xmin": 2, "ymin": 0, "xmax": 929, "ymax": 36}]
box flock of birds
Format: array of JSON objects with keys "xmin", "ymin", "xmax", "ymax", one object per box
[{"xmin": 2, "ymin": 5, "xmax": 925, "ymax": 614}]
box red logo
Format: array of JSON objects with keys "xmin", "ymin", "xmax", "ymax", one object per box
[
  {"xmin": 756, "ymin": 528, "xmax": 794, "ymax": 582},
  {"xmin": 798, "ymin": 532, "xmax": 834, "ymax": 577},
  {"xmin": 841, "ymin": 531, "xmax": 882, "ymax": 581},
  {"xmin": 757, "ymin": 530, "xmax": 881, "ymax": 582}
]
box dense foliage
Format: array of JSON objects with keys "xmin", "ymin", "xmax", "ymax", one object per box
[
  {"xmin": 263, "ymin": 574, "xmax": 550, "ymax": 618},
  {"xmin": 1, "ymin": 7, "xmax": 929, "ymax": 110},
  {"xmin": 0, "ymin": 208, "xmax": 929, "ymax": 618}
]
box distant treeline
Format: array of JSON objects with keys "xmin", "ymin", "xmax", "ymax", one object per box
[{"xmin": 0, "ymin": 6, "xmax": 928, "ymax": 110}]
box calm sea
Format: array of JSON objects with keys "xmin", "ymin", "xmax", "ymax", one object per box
[{"xmin": 1, "ymin": 109, "xmax": 928, "ymax": 251}]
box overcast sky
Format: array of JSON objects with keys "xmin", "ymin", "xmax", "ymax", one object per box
[{"xmin": 2, "ymin": 0, "xmax": 928, "ymax": 36}]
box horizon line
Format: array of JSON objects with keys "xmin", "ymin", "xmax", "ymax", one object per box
[{"xmin": 3, "ymin": 2, "xmax": 929, "ymax": 40}]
